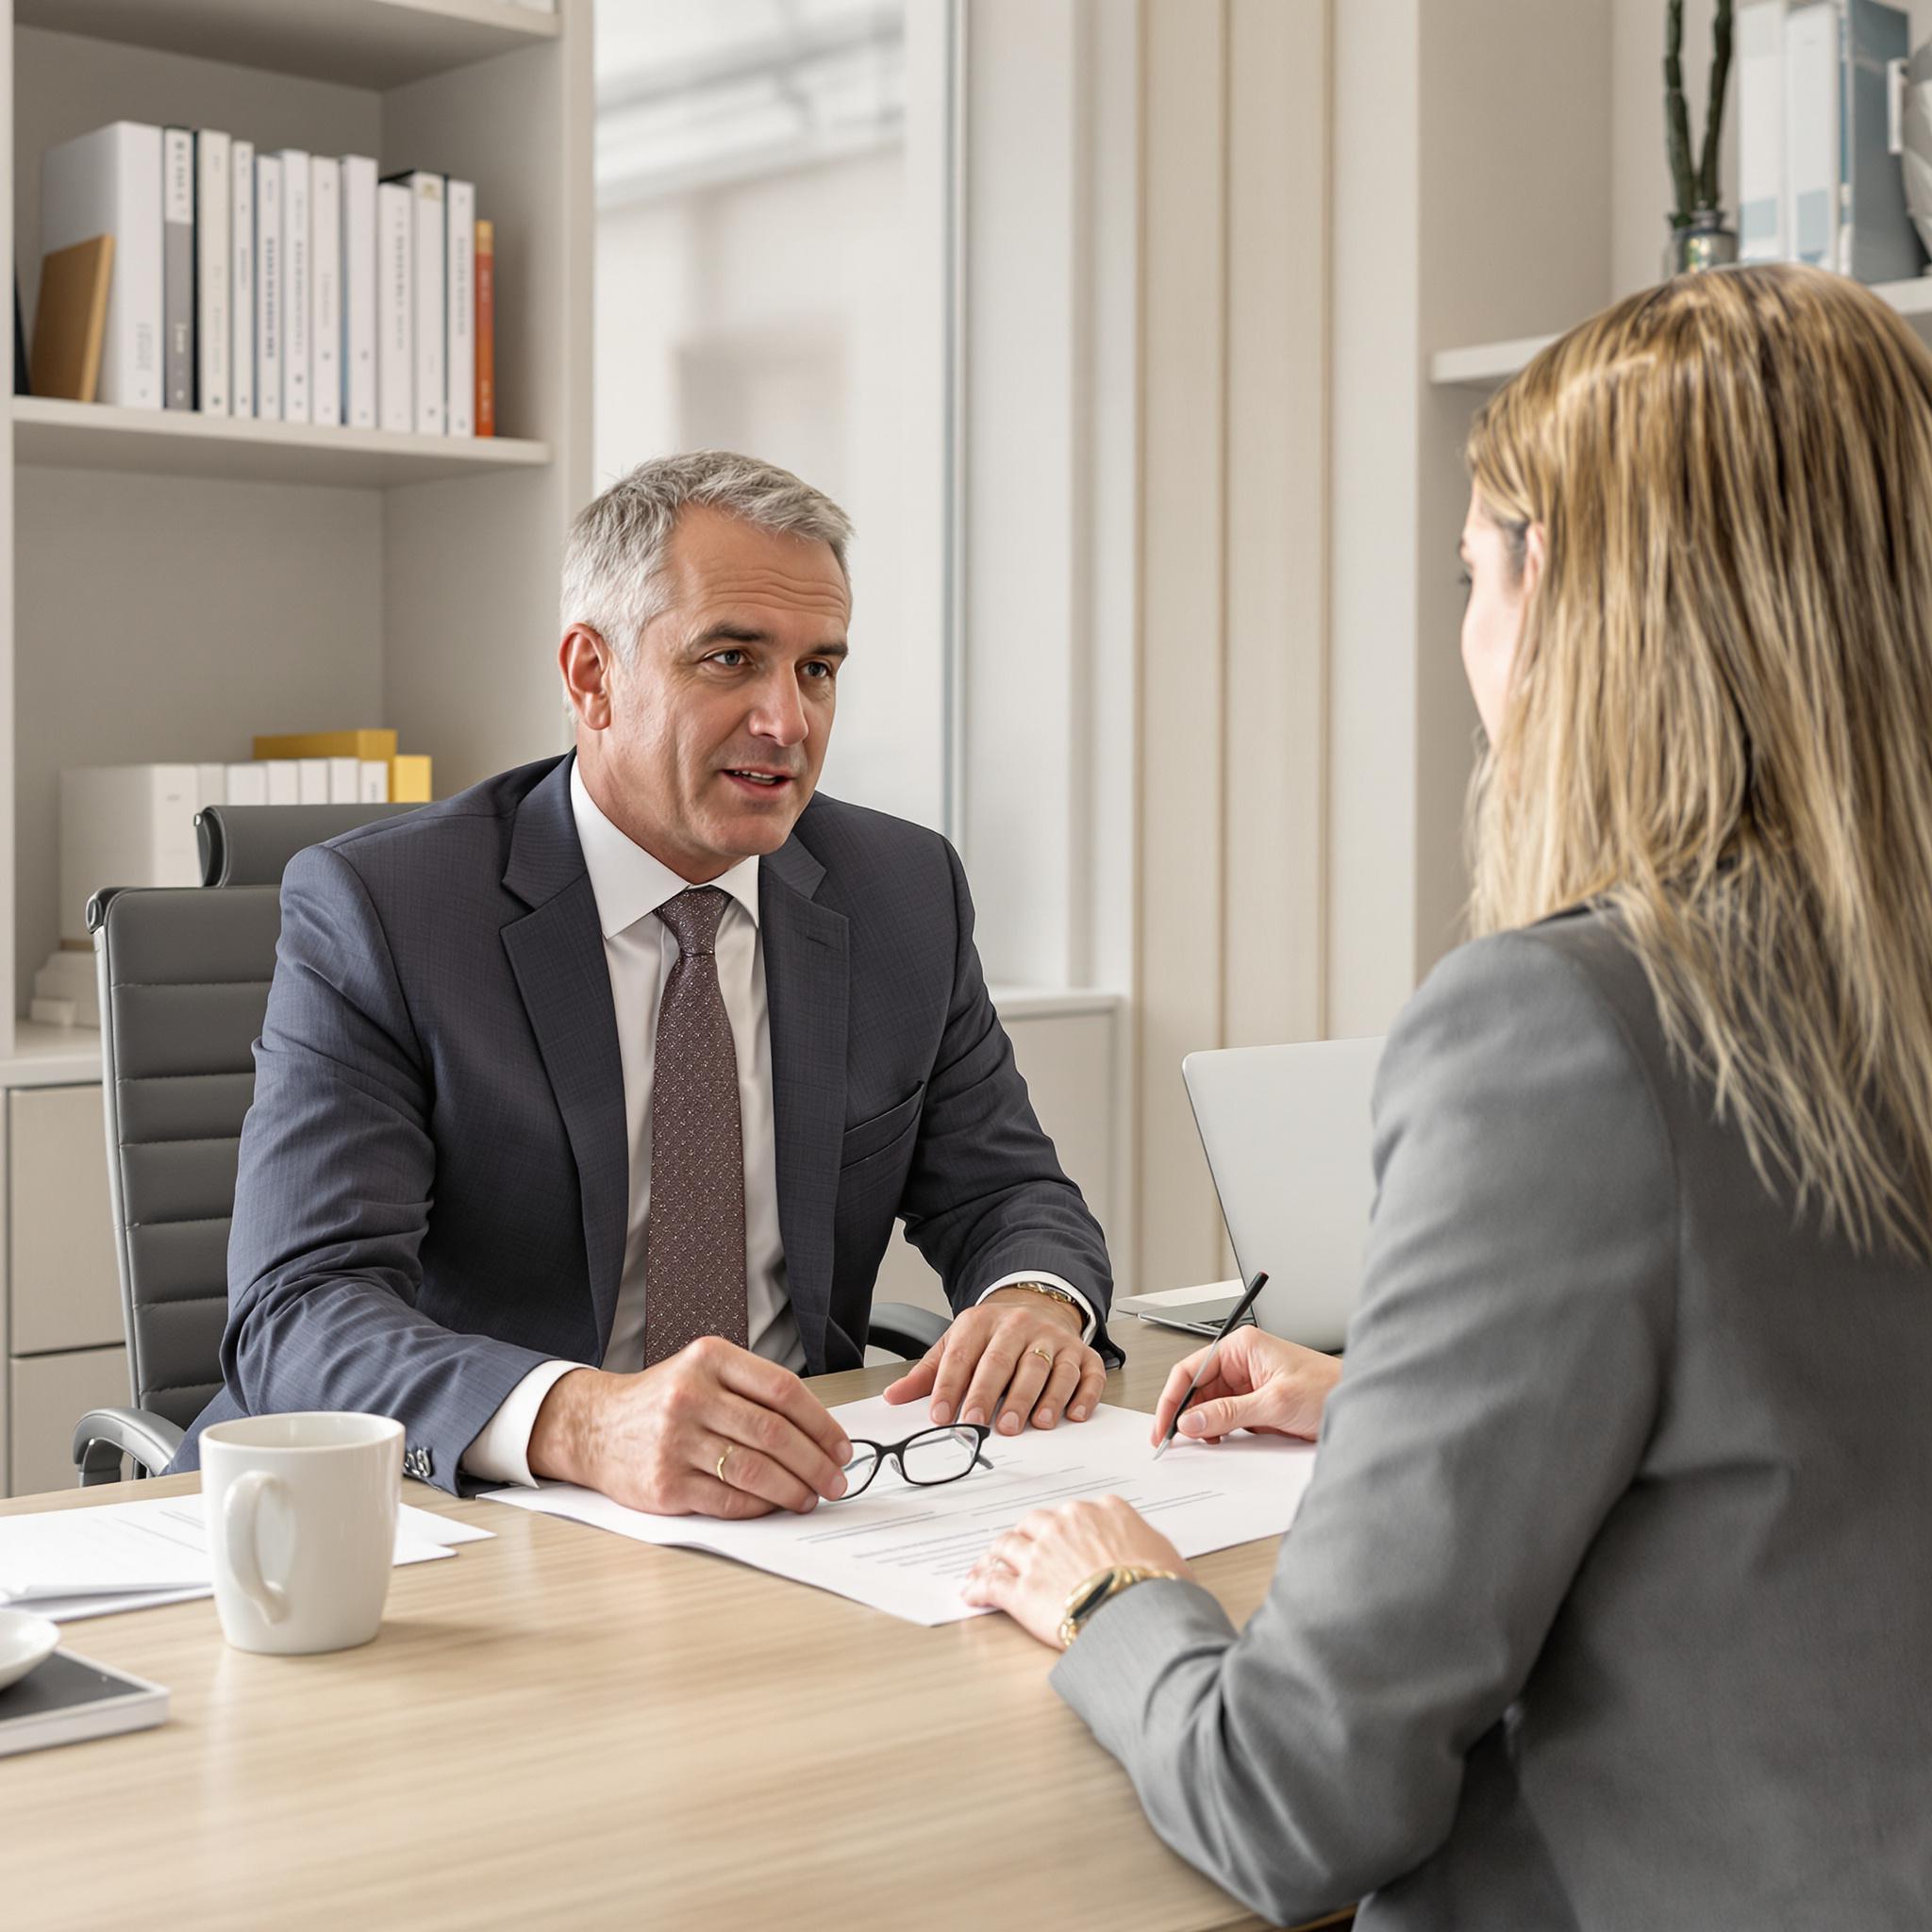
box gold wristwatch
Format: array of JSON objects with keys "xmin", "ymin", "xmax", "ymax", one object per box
[
  {"xmin": 1058, "ymin": 1563, "xmax": 1183, "ymax": 1650},
  {"xmin": 1001, "ymin": 1280, "xmax": 1083, "ymax": 1320}
]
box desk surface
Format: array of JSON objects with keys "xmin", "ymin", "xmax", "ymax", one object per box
[{"xmin": 0, "ymin": 1323, "xmax": 1347, "ymax": 1932}]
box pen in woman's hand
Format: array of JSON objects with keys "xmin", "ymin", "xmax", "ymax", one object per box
[{"xmin": 1152, "ymin": 1270, "xmax": 1268, "ymax": 1459}]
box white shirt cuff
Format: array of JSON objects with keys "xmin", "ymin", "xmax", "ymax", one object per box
[
  {"xmin": 460, "ymin": 1359, "xmax": 585, "ymax": 1487},
  {"xmin": 974, "ymin": 1272, "xmax": 1098, "ymax": 1345}
]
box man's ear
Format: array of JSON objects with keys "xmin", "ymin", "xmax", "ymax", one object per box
[{"xmin": 559, "ymin": 625, "xmax": 616, "ymax": 730}]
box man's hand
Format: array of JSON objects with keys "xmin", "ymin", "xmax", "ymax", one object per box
[
  {"xmin": 526, "ymin": 1336, "xmax": 853, "ymax": 1519},
  {"xmin": 961, "ymin": 1495, "xmax": 1193, "ymax": 1648},
  {"xmin": 881, "ymin": 1287, "xmax": 1106, "ymax": 1434}
]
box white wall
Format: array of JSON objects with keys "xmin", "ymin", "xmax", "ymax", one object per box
[{"xmin": 593, "ymin": 148, "xmax": 945, "ymax": 833}]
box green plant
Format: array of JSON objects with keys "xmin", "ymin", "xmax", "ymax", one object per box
[{"xmin": 1666, "ymin": 0, "xmax": 1735, "ymax": 223}]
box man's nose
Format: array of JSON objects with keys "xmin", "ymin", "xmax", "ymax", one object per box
[{"xmin": 748, "ymin": 671, "xmax": 808, "ymax": 746}]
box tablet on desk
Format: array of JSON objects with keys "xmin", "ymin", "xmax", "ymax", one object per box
[{"xmin": 0, "ymin": 1649, "xmax": 168, "ymax": 1758}]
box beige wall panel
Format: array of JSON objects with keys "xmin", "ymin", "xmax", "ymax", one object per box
[
  {"xmin": 1224, "ymin": 0, "xmax": 1328, "ymax": 1051},
  {"xmin": 8, "ymin": 1086, "xmax": 121, "ymax": 1356},
  {"xmin": 1136, "ymin": 0, "xmax": 1229, "ymax": 1291},
  {"xmin": 9, "ymin": 1345, "xmax": 126, "ymax": 1498},
  {"xmin": 960, "ymin": 0, "xmax": 1081, "ymax": 986},
  {"xmin": 1326, "ymin": 0, "xmax": 1421, "ymax": 1039}
]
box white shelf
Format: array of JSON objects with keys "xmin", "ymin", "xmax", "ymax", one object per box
[
  {"xmin": 13, "ymin": 0, "xmax": 558, "ymax": 92},
  {"xmin": 1430, "ymin": 274, "xmax": 1932, "ymax": 391},
  {"xmin": 0, "ymin": 1020, "xmax": 105, "ymax": 1090},
  {"xmin": 1429, "ymin": 333, "xmax": 1559, "ymax": 391},
  {"xmin": 11, "ymin": 397, "xmax": 551, "ymax": 487}
]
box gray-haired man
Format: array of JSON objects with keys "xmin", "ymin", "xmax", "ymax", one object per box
[{"xmin": 175, "ymin": 452, "xmax": 1117, "ymax": 1515}]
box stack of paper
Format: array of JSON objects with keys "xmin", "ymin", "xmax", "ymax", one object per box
[
  {"xmin": 486, "ymin": 1395, "xmax": 1314, "ymax": 1627},
  {"xmin": 0, "ymin": 1498, "xmax": 491, "ymax": 1623}
]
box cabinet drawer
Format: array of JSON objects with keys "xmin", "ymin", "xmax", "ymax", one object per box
[
  {"xmin": 9, "ymin": 1085, "xmax": 123, "ymax": 1354},
  {"xmin": 8, "ymin": 1346, "xmax": 128, "ymax": 1498}
]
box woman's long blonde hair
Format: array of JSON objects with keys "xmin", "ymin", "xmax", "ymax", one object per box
[{"xmin": 1467, "ymin": 263, "xmax": 1932, "ymax": 1257}]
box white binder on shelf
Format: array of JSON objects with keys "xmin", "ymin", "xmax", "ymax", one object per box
[
  {"xmin": 231, "ymin": 138, "xmax": 255, "ymax": 418},
  {"xmin": 342, "ymin": 156, "xmax": 379, "ymax": 430},
  {"xmin": 278, "ymin": 149, "xmax": 310, "ymax": 423},
  {"xmin": 264, "ymin": 760, "xmax": 299, "ymax": 806},
  {"xmin": 38, "ymin": 121, "xmax": 164, "ymax": 409},
  {"xmin": 309, "ymin": 157, "xmax": 341, "ymax": 426},
  {"xmin": 1784, "ymin": 1, "xmax": 1842, "ymax": 270},
  {"xmin": 447, "ymin": 178, "xmax": 475, "ymax": 437},
  {"xmin": 195, "ymin": 130, "xmax": 230, "ymax": 415},
  {"xmin": 1738, "ymin": 1, "xmax": 1789, "ymax": 262},
  {"xmin": 58, "ymin": 765, "xmax": 201, "ymax": 945},
  {"xmin": 255, "ymin": 151, "xmax": 283, "ymax": 420},
  {"xmin": 384, "ymin": 171, "xmax": 445, "ymax": 435},
  {"xmin": 377, "ymin": 179, "xmax": 412, "ymax": 434},
  {"xmin": 327, "ymin": 758, "xmax": 360, "ymax": 803},
  {"xmin": 225, "ymin": 763, "xmax": 270, "ymax": 807},
  {"xmin": 161, "ymin": 127, "xmax": 194, "ymax": 409},
  {"xmin": 1841, "ymin": 0, "xmax": 1925, "ymax": 282}
]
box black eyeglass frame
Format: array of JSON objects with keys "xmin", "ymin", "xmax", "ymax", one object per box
[{"xmin": 834, "ymin": 1424, "xmax": 993, "ymax": 1500}]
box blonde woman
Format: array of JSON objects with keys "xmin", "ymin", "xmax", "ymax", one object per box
[{"xmin": 963, "ymin": 263, "xmax": 1932, "ymax": 1929}]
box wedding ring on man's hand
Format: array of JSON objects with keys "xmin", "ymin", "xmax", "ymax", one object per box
[
  {"xmin": 1027, "ymin": 1345, "xmax": 1056, "ymax": 1367},
  {"xmin": 716, "ymin": 1443, "xmax": 733, "ymax": 1485}
]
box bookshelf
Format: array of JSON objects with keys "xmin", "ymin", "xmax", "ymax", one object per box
[
  {"xmin": 0, "ymin": 0, "xmax": 591, "ymax": 1491},
  {"xmin": 3, "ymin": 0, "xmax": 592, "ymax": 1050}
]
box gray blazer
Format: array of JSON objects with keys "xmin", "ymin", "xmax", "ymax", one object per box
[
  {"xmin": 175, "ymin": 755, "xmax": 1113, "ymax": 1490},
  {"xmin": 1055, "ymin": 908, "xmax": 1932, "ymax": 1930}
]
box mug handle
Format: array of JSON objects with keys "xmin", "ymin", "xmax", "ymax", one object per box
[{"xmin": 222, "ymin": 1470, "xmax": 291, "ymax": 1625}]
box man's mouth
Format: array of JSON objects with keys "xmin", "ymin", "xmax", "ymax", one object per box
[{"xmin": 722, "ymin": 769, "xmax": 794, "ymax": 790}]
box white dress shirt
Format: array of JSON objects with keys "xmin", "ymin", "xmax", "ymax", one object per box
[{"xmin": 463, "ymin": 764, "xmax": 1092, "ymax": 1486}]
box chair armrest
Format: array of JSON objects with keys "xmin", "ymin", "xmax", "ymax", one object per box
[
  {"xmin": 865, "ymin": 1303, "xmax": 948, "ymax": 1359},
  {"xmin": 72, "ymin": 1408, "xmax": 185, "ymax": 1486}
]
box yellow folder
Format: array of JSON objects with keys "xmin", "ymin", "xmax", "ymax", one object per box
[{"xmin": 253, "ymin": 730, "xmax": 399, "ymax": 761}]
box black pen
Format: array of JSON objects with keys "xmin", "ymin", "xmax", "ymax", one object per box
[{"xmin": 1151, "ymin": 1270, "xmax": 1269, "ymax": 1460}]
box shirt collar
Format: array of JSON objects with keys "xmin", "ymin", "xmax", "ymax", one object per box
[{"xmin": 570, "ymin": 759, "xmax": 761, "ymax": 941}]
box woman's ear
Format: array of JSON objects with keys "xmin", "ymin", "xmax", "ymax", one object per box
[{"xmin": 1522, "ymin": 523, "xmax": 1547, "ymax": 603}]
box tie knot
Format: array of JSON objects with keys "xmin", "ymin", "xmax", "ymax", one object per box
[{"xmin": 658, "ymin": 886, "xmax": 729, "ymax": 957}]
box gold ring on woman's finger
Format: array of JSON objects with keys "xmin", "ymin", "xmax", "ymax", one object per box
[
  {"xmin": 1027, "ymin": 1345, "xmax": 1055, "ymax": 1367},
  {"xmin": 716, "ymin": 1443, "xmax": 733, "ymax": 1486}
]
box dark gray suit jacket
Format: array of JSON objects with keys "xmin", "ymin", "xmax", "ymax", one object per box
[
  {"xmin": 176, "ymin": 755, "xmax": 1113, "ymax": 1490},
  {"xmin": 1054, "ymin": 909, "xmax": 1932, "ymax": 1930}
]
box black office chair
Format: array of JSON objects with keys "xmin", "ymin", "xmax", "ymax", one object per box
[{"xmin": 72, "ymin": 815, "xmax": 946, "ymax": 1483}]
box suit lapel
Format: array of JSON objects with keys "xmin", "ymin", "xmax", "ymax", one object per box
[
  {"xmin": 761, "ymin": 830, "xmax": 848, "ymax": 1373},
  {"xmin": 500, "ymin": 759, "xmax": 630, "ymax": 1357}
]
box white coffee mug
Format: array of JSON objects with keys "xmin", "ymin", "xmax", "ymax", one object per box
[{"xmin": 201, "ymin": 1412, "xmax": 404, "ymax": 1656}]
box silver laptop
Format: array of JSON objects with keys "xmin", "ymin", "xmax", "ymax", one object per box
[{"xmin": 1118, "ymin": 1037, "xmax": 1385, "ymax": 1351}]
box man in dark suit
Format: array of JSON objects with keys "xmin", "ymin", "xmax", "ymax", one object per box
[{"xmin": 175, "ymin": 452, "xmax": 1115, "ymax": 1514}]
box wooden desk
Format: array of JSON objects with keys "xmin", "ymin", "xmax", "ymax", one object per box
[{"xmin": 0, "ymin": 1324, "xmax": 1349, "ymax": 1932}]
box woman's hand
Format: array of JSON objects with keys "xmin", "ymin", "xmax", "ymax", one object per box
[
  {"xmin": 961, "ymin": 1496, "xmax": 1192, "ymax": 1648},
  {"xmin": 1150, "ymin": 1328, "xmax": 1342, "ymax": 1447}
]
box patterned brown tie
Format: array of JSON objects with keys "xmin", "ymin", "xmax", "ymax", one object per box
[{"xmin": 642, "ymin": 888, "xmax": 749, "ymax": 1364}]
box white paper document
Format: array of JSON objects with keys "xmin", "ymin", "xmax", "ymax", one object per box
[
  {"xmin": 483, "ymin": 1396, "xmax": 1314, "ymax": 1626},
  {"xmin": 0, "ymin": 1499, "xmax": 491, "ymax": 1623}
]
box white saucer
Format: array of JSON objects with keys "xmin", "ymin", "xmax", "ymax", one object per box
[{"xmin": 0, "ymin": 1607, "xmax": 61, "ymax": 1690}]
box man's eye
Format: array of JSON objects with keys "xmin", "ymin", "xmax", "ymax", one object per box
[
  {"xmin": 711, "ymin": 650, "xmax": 745, "ymax": 668},
  {"xmin": 802, "ymin": 661, "xmax": 834, "ymax": 680}
]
